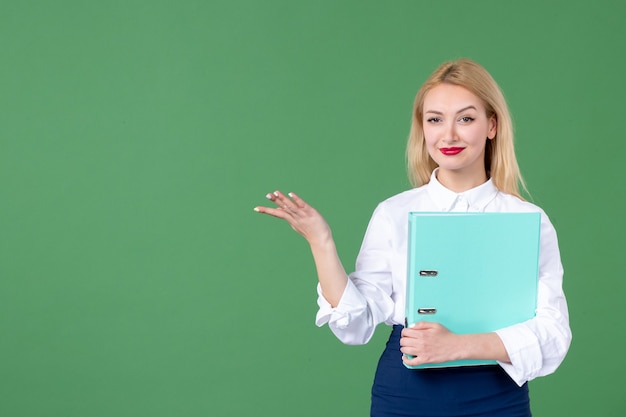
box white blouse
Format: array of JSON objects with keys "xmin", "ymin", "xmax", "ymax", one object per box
[{"xmin": 315, "ymin": 170, "xmax": 572, "ymax": 387}]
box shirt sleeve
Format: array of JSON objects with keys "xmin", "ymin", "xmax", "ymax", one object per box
[
  {"xmin": 495, "ymin": 211, "xmax": 572, "ymax": 386},
  {"xmin": 314, "ymin": 203, "xmax": 396, "ymax": 345}
]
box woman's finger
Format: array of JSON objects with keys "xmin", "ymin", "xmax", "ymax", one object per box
[
  {"xmin": 256, "ymin": 190, "xmax": 299, "ymax": 218},
  {"xmin": 254, "ymin": 205, "xmax": 290, "ymax": 220},
  {"xmin": 270, "ymin": 190, "xmax": 300, "ymax": 213},
  {"xmin": 287, "ymin": 191, "xmax": 307, "ymax": 209},
  {"xmin": 271, "ymin": 190, "xmax": 292, "ymax": 205}
]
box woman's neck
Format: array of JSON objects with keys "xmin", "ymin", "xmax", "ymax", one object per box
[{"xmin": 435, "ymin": 169, "xmax": 488, "ymax": 193}]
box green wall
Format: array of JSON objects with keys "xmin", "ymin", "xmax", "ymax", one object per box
[{"xmin": 1, "ymin": 1, "xmax": 624, "ymax": 415}]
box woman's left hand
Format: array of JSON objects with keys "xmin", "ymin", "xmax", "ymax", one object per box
[{"xmin": 400, "ymin": 322, "xmax": 462, "ymax": 366}]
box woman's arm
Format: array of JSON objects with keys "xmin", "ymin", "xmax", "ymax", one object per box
[
  {"xmin": 495, "ymin": 212, "xmax": 571, "ymax": 385},
  {"xmin": 254, "ymin": 191, "xmax": 348, "ymax": 307},
  {"xmin": 400, "ymin": 322, "xmax": 510, "ymax": 366},
  {"xmin": 256, "ymin": 191, "xmax": 396, "ymax": 345}
]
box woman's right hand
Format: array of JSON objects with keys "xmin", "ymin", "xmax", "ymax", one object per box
[{"xmin": 254, "ymin": 191, "xmax": 332, "ymax": 247}]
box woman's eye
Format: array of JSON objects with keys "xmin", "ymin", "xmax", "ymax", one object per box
[
  {"xmin": 426, "ymin": 117, "xmax": 441, "ymax": 123},
  {"xmin": 459, "ymin": 116, "xmax": 474, "ymax": 123}
]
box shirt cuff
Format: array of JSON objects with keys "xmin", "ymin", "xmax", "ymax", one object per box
[
  {"xmin": 495, "ymin": 323, "xmax": 542, "ymax": 386},
  {"xmin": 315, "ymin": 279, "xmax": 368, "ymax": 329}
]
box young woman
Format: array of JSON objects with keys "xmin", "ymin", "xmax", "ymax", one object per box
[{"xmin": 254, "ymin": 59, "xmax": 571, "ymax": 417}]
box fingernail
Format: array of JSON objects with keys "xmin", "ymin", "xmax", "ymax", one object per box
[
  {"xmin": 253, "ymin": 207, "xmax": 260, "ymax": 212},
  {"xmin": 288, "ymin": 192, "xmax": 294, "ymax": 197},
  {"xmin": 265, "ymin": 193, "xmax": 273, "ymax": 200},
  {"xmin": 273, "ymin": 191, "xmax": 279, "ymax": 196}
]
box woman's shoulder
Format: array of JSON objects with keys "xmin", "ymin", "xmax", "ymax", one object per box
[
  {"xmin": 493, "ymin": 192, "xmax": 560, "ymax": 232},
  {"xmin": 495, "ymin": 191, "xmax": 547, "ymax": 214},
  {"xmin": 378, "ymin": 184, "xmax": 430, "ymax": 208},
  {"xmin": 366, "ymin": 185, "xmax": 432, "ymax": 222}
]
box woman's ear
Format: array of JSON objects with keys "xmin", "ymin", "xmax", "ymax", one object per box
[{"xmin": 487, "ymin": 116, "xmax": 497, "ymax": 140}]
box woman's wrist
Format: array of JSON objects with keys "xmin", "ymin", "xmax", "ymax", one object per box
[
  {"xmin": 308, "ymin": 232, "xmax": 335, "ymax": 253},
  {"xmin": 457, "ymin": 333, "xmax": 510, "ymax": 363}
]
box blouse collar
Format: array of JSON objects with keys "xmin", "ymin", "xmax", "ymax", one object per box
[{"xmin": 426, "ymin": 168, "xmax": 499, "ymax": 212}]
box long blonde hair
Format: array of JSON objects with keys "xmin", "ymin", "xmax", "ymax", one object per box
[{"xmin": 406, "ymin": 59, "xmax": 527, "ymax": 199}]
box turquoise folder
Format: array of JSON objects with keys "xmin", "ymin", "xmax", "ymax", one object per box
[{"xmin": 405, "ymin": 212, "xmax": 541, "ymax": 369}]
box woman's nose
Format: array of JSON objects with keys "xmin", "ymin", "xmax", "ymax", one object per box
[{"xmin": 443, "ymin": 122, "xmax": 458, "ymax": 142}]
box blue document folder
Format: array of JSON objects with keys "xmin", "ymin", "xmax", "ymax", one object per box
[{"xmin": 405, "ymin": 212, "xmax": 541, "ymax": 369}]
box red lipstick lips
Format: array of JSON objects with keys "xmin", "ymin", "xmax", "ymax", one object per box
[{"xmin": 440, "ymin": 147, "xmax": 465, "ymax": 156}]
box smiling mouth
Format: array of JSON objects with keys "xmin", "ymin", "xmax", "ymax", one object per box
[{"xmin": 440, "ymin": 147, "xmax": 465, "ymax": 155}]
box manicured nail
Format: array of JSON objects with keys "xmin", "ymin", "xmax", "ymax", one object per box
[
  {"xmin": 265, "ymin": 193, "xmax": 273, "ymax": 200},
  {"xmin": 253, "ymin": 207, "xmax": 260, "ymax": 212},
  {"xmin": 273, "ymin": 191, "xmax": 279, "ymax": 196},
  {"xmin": 288, "ymin": 192, "xmax": 294, "ymax": 198}
]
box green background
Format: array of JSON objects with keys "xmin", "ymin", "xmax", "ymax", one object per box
[{"xmin": 1, "ymin": 1, "xmax": 624, "ymax": 416}]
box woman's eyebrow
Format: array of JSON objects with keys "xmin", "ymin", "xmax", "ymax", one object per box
[
  {"xmin": 456, "ymin": 105, "xmax": 477, "ymax": 114},
  {"xmin": 424, "ymin": 105, "xmax": 477, "ymax": 115}
]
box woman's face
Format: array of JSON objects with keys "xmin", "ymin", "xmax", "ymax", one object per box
[{"xmin": 422, "ymin": 83, "xmax": 496, "ymax": 184}]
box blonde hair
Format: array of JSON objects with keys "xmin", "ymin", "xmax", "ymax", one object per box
[{"xmin": 406, "ymin": 59, "xmax": 527, "ymax": 199}]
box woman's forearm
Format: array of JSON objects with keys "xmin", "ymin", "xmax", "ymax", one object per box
[
  {"xmin": 308, "ymin": 238, "xmax": 349, "ymax": 308},
  {"xmin": 457, "ymin": 332, "xmax": 511, "ymax": 363}
]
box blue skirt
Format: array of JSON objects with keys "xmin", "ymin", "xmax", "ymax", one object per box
[{"xmin": 371, "ymin": 325, "xmax": 531, "ymax": 417}]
